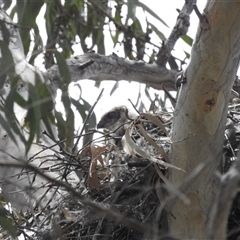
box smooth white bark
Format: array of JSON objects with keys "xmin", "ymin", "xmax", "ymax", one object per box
[{"xmin": 169, "ymin": 1, "xmax": 240, "ymax": 238}]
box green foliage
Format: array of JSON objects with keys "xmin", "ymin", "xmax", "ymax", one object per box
[
  {"xmin": 0, "ymin": 194, "xmax": 16, "ymax": 238},
  {"xmin": 4, "ymin": 0, "xmax": 191, "ymax": 67},
  {"xmin": 181, "ymin": 35, "xmax": 193, "ymax": 46},
  {"xmin": 1, "ymin": 0, "xmax": 12, "ymax": 10},
  {"xmin": 0, "ymin": 0, "xmax": 193, "ymax": 153},
  {"xmin": 0, "ymin": 216, "xmax": 16, "ymax": 238},
  {"xmin": 0, "ymin": 2, "xmax": 198, "ymax": 238},
  {"xmin": 16, "ymin": 0, "xmax": 44, "ymax": 59},
  {"xmin": 135, "ymin": 0, "xmax": 169, "ymax": 28},
  {"xmin": 54, "ymin": 51, "xmax": 74, "ymax": 150},
  {"xmin": 71, "ymin": 96, "xmax": 97, "ymax": 148},
  {"xmin": 0, "ymin": 20, "xmax": 14, "ymax": 89}
]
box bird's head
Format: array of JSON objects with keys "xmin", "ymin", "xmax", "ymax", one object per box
[{"xmin": 97, "ymin": 106, "xmax": 130, "ymax": 136}]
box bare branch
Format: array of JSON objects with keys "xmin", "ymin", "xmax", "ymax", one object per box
[
  {"xmin": 156, "ymin": 1, "xmax": 195, "ymax": 66},
  {"xmin": 46, "ymin": 52, "xmax": 177, "ymax": 94},
  {"xmin": 208, "ymin": 155, "xmax": 240, "ymax": 239}
]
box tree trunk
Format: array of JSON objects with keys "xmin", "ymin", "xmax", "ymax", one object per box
[{"xmin": 169, "ymin": 1, "xmax": 240, "ymax": 238}]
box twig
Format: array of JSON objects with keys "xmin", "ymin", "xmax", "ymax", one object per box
[
  {"xmin": 111, "ymin": 163, "xmax": 152, "ymax": 204},
  {"xmin": 208, "ymin": 153, "xmax": 240, "ymax": 239},
  {"xmin": 0, "ymin": 161, "xmax": 155, "ymax": 236},
  {"xmin": 128, "ymin": 98, "xmax": 140, "ymax": 115},
  {"xmin": 162, "ymin": 85, "xmax": 176, "ymax": 108},
  {"xmin": 193, "ymin": 3, "xmax": 204, "ymax": 22},
  {"xmin": 73, "ymin": 88, "xmax": 104, "ymax": 152}
]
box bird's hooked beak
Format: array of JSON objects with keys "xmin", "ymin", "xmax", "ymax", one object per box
[{"xmin": 97, "ymin": 120, "xmax": 105, "ymax": 129}]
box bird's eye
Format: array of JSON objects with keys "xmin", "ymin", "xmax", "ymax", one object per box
[{"xmin": 108, "ymin": 111, "xmax": 116, "ymax": 118}]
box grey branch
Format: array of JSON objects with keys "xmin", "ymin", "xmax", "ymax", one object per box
[
  {"xmin": 46, "ymin": 52, "xmax": 178, "ymax": 94},
  {"xmin": 207, "ymin": 156, "xmax": 240, "ymax": 239},
  {"xmin": 156, "ymin": 1, "xmax": 195, "ymax": 66},
  {"xmin": 0, "ymin": 9, "xmax": 177, "ymax": 97}
]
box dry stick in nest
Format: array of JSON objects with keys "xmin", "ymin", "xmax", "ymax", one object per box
[
  {"xmin": 128, "ymin": 98, "xmax": 140, "ymax": 115},
  {"xmin": 0, "ymin": 161, "xmax": 155, "ymax": 236},
  {"xmin": 93, "ymin": 163, "xmax": 154, "ymax": 238}
]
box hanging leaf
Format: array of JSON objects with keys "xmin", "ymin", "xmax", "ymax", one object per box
[
  {"xmin": 124, "ymin": 127, "xmax": 185, "ymax": 171},
  {"xmin": 148, "ymin": 22, "xmax": 166, "ymax": 41},
  {"xmin": 61, "ymin": 86, "xmax": 75, "ymax": 150},
  {"xmin": 144, "ymin": 85, "xmax": 153, "ymax": 102},
  {"xmin": 96, "ymin": 29, "xmax": 105, "ymax": 55},
  {"xmin": 184, "ymin": 50, "xmax": 190, "ymax": 59},
  {"xmin": 137, "ymin": 123, "xmax": 169, "ymax": 162},
  {"xmin": 181, "ymin": 35, "xmax": 193, "ymax": 46},
  {"xmin": 111, "ymin": 31, "xmax": 120, "ymax": 47},
  {"xmin": 126, "ymin": 0, "xmax": 136, "ymax": 22},
  {"xmin": 2, "ymin": 0, "xmax": 12, "ymax": 10},
  {"xmin": 54, "ymin": 51, "xmax": 71, "ymax": 85},
  {"xmin": 28, "ymin": 25, "xmax": 44, "ymax": 65},
  {"xmin": 0, "ymin": 112, "xmax": 17, "ymax": 145},
  {"xmin": 3, "ymin": 79, "xmax": 27, "ymax": 146},
  {"xmin": 88, "ymin": 143, "xmax": 107, "ymax": 190},
  {"xmin": 141, "ymin": 113, "xmax": 168, "ymax": 136},
  {"xmin": 71, "ymin": 97, "xmax": 96, "ymax": 147},
  {"xmin": 168, "ymin": 55, "xmax": 179, "ymax": 70},
  {"xmin": 54, "ymin": 110, "xmax": 66, "ymax": 144},
  {"xmin": 24, "ymin": 83, "xmax": 41, "ymax": 153},
  {"xmin": 35, "ymin": 74, "xmax": 56, "ymax": 141},
  {"xmin": 0, "ymin": 216, "xmax": 17, "ymax": 238},
  {"xmin": 0, "ymin": 40, "xmax": 15, "ymax": 89},
  {"xmin": 135, "ymin": 1, "xmax": 169, "ymax": 28},
  {"xmin": 94, "ymin": 81, "xmax": 101, "ymax": 88},
  {"xmin": 132, "ymin": 18, "xmax": 143, "ymax": 34},
  {"xmin": 110, "ymin": 82, "xmax": 119, "ymax": 96},
  {"xmin": 16, "ymin": 0, "xmax": 44, "ymax": 55}
]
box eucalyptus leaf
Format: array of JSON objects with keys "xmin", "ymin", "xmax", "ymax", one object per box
[
  {"xmin": 71, "ymin": 97, "xmax": 96, "ymax": 147},
  {"xmin": 17, "ymin": 0, "xmax": 44, "ymax": 55},
  {"xmin": 2, "ymin": 0, "xmax": 12, "ymax": 10},
  {"xmin": 54, "ymin": 110, "xmax": 66, "ymax": 144},
  {"xmin": 126, "ymin": 0, "xmax": 136, "ymax": 22},
  {"xmin": 168, "ymin": 55, "xmax": 179, "ymax": 70},
  {"xmin": 181, "ymin": 35, "xmax": 193, "ymax": 46},
  {"xmin": 0, "ymin": 216, "xmax": 16, "ymax": 238},
  {"xmin": 136, "ymin": 1, "xmax": 169, "ymax": 28},
  {"xmin": 0, "ymin": 112, "xmax": 17, "ymax": 145},
  {"xmin": 0, "ymin": 40, "xmax": 15, "ymax": 87},
  {"xmin": 61, "ymin": 89, "xmax": 75, "ymax": 150},
  {"xmin": 54, "ymin": 51, "xmax": 71, "ymax": 85},
  {"xmin": 148, "ymin": 22, "xmax": 166, "ymax": 41},
  {"xmin": 110, "ymin": 82, "xmax": 119, "ymax": 96},
  {"xmin": 24, "ymin": 84, "xmax": 41, "ymax": 152}
]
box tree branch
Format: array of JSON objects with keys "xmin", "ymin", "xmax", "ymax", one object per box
[
  {"xmin": 156, "ymin": 1, "xmax": 195, "ymax": 66},
  {"xmin": 207, "ymin": 156, "xmax": 240, "ymax": 239},
  {"xmin": 0, "ymin": 9, "xmax": 178, "ymax": 97},
  {"xmin": 46, "ymin": 52, "xmax": 177, "ymax": 94}
]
